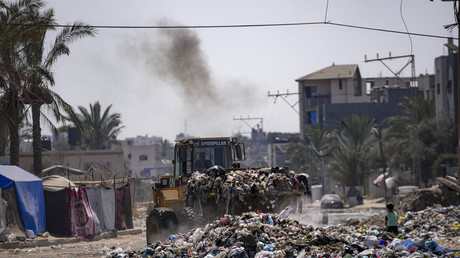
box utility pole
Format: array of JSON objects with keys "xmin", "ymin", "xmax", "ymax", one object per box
[
  {"xmin": 232, "ymin": 116, "xmax": 263, "ymax": 131},
  {"xmin": 268, "ymin": 90, "xmax": 300, "ymax": 114},
  {"xmin": 373, "ymin": 126, "xmax": 389, "ymax": 202}
]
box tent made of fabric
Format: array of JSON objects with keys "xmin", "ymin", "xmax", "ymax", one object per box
[
  {"xmin": 42, "ymin": 175, "xmax": 76, "ymax": 192},
  {"xmin": 42, "ymin": 175, "xmax": 75, "ymax": 236},
  {"xmin": 0, "ymin": 165, "xmax": 45, "ymax": 235}
]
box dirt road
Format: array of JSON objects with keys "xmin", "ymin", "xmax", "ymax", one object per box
[{"xmin": 0, "ymin": 230, "xmax": 146, "ymax": 257}]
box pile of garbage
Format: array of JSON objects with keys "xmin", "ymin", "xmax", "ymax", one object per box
[
  {"xmin": 107, "ymin": 205, "xmax": 460, "ymax": 257},
  {"xmin": 184, "ymin": 167, "xmax": 310, "ymax": 215},
  {"xmin": 398, "ymin": 184, "xmax": 460, "ymax": 213}
]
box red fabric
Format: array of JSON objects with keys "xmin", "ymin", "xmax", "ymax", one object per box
[
  {"xmin": 66, "ymin": 188, "xmax": 96, "ymax": 239},
  {"xmin": 115, "ymin": 187, "xmax": 126, "ymax": 230}
]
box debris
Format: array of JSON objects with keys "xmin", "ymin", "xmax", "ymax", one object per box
[
  {"xmin": 185, "ymin": 167, "xmax": 310, "ymax": 217},
  {"xmin": 106, "ymin": 205, "xmax": 460, "ymax": 257}
]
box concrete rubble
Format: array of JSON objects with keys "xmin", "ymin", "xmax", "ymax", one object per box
[{"xmin": 106, "ymin": 204, "xmax": 460, "ymax": 257}]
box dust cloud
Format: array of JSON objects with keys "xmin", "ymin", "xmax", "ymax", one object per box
[{"xmin": 119, "ymin": 19, "xmax": 261, "ymax": 137}]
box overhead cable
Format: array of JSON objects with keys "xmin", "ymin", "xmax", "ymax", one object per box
[{"xmin": 0, "ymin": 21, "xmax": 454, "ymax": 40}]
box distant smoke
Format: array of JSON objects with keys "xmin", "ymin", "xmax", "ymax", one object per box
[
  {"xmin": 120, "ymin": 19, "xmax": 261, "ymax": 136},
  {"xmin": 152, "ymin": 22, "xmax": 220, "ymax": 107}
]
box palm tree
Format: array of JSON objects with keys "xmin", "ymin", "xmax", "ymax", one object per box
[
  {"xmin": 76, "ymin": 101, "xmax": 123, "ymax": 150},
  {"xmin": 285, "ymin": 138, "xmax": 309, "ymax": 174},
  {"xmin": 160, "ymin": 139, "xmax": 171, "ymax": 157},
  {"xmin": 0, "ymin": 109, "xmax": 9, "ymax": 156},
  {"xmin": 329, "ymin": 114, "xmax": 377, "ymax": 194},
  {"xmin": 383, "ymin": 96, "xmax": 442, "ymax": 184},
  {"xmin": 306, "ymin": 125, "xmax": 335, "ymax": 175},
  {"xmin": 21, "ymin": 8, "xmax": 95, "ymax": 174},
  {"xmin": 0, "ymin": 0, "xmax": 47, "ymax": 165}
]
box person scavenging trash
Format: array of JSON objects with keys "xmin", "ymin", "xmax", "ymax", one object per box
[{"xmin": 385, "ymin": 202, "xmax": 398, "ymax": 234}]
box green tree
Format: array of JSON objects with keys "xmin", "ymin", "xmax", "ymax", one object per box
[
  {"xmin": 285, "ymin": 137, "xmax": 309, "ymax": 174},
  {"xmin": 0, "ymin": 0, "xmax": 47, "ymax": 165},
  {"xmin": 383, "ymin": 97, "xmax": 452, "ymax": 184},
  {"xmin": 76, "ymin": 101, "xmax": 123, "ymax": 150},
  {"xmin": 21, "ymin": 10, "xmax": 95, "ymax": 174},
  {"xmin": 160, "ymin": 139, "xmax": 172, "ymax": 157},
  {"xmin": 306, "ymin": 125, "xmax": 335, "ymax": 176},
  {"xmin": 329, "ymin": 114, "xmax": 377, "ymax": 192},
  {"xmin": 0, "ymin": 114, "xmax": 9, "ymax": 156}
]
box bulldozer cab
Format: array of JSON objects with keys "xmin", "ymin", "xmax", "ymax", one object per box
[{"xmin": 173, "ymin": 137, "xmax": 245, "ymax": 179}]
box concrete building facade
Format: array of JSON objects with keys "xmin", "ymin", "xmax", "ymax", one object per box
[
  {"xmin": 296, "ymin": 64, "xmax": 429, "ymax": 138},
  {"xmin": 19, "ymin": 149, "xmax": 126, "ymax": 178},
  {"xmin": 122, "ymin": 135, "xmax": 173, "ymax": 178},
  {"xmin": 434, "ymin": 52, "xmax": 458, "ymax": 120}
]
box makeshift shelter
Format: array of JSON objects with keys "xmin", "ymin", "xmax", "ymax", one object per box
[
  {"xmin": 42, "ymin": 165, "xmax": 87, "ymax": 181},
  {"xmin": 0, "ymin": 165, "xmax": 45, "ymax": 235},
  {"xmin": 42, "ymin": 175, "xmax": 75, "ymax": 236}
]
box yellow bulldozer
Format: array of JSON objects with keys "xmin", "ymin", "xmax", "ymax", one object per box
[{"xmin": 146, "ymin": 137, "xmax": 309, "ymax": 244}]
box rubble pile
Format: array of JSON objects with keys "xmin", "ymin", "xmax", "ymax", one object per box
[
  {"xmin": 184, "ymin": 167, "xmax": 309, "ymax": 215},
  {"xmin": 398, "ymin": 185, "xmax": 460, "ymax": 213},
  {"xmin": 107, "ymin": 205, "xmax": 460, "ymax": 257}
]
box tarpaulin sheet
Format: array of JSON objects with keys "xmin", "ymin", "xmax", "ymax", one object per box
[
  {"xmin": 124, "ymin": 184, "xmax": 133, "ymax": 229},
  {"xmin": 3, "ymin": 187, "xmax": 27, "ymax": 240},
  {"xmin": 42, "ymin": 175, "xmax": 75, "ymax": 192},
  {"xmin": 0, "ymin": 165, "xmax": 45, "ymax": 235},
  {"xmin": 100, "ymin": 187, "xmax": 115, "ymax": 230},
  {"xmin": 86, "ymin": 187, "xmax": 105, "ymax": 233},
  {"xmin": 0, "ymin": 189, "xmax": 5, "ymax": 236}
]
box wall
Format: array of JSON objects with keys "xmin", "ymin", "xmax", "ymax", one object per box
[{"xmin": 19, "ymin": 149, "xmax": 126, "ymax": 176}]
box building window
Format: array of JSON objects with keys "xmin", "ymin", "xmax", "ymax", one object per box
[
  {"xmin": 447, "ymin": 80, "xmax": 452, "ymax": 94},
  {"xmin": 139, "ymin": 155, "xmax": 148, "ymax": 161},
  {"xmin": 128, "ymin": 154, "xmax": 132, "ymax": 159},
  {"xmin": 338, "ymin": 79, "xmax": 342, "ymax": 90},
  {"xmin": 305, "ymin": 86, "xmax": 312, "ymax": 98},
  {"xmin": 437, "ymin": 83, "xmax": 440, "ymax": 94},
  {"xmin": 354, "ymin": 78, "xmax": 362, "ymax": 96},
  {"xmin": 127, "ymin": 140, "xmax": 133, "ymax": 145},
  {"xmin": 366, "ymin": 81, "xmax": 374, "ymax": 95}
]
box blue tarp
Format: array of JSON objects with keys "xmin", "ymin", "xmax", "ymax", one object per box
[{"xmin": 0, "ymin": 165, "xmax": 46, "ymax": 235}]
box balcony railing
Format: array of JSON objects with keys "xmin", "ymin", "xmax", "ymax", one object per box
[{"xmin": 305, "ymin": 95, "xmax": 331, "ymax": 106}]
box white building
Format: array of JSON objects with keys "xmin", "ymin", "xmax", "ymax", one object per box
[{"xmin": 122, "ymin": 135, "xmax": 172, "ymax": 178}]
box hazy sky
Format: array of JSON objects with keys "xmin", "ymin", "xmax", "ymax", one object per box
[{"xmin": 43, "ymin": 0, "xmax": 456, "ymax": 142}]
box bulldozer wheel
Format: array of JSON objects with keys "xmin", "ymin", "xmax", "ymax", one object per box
[
  {"xmin": 146, "ymin": 207, "xmax": 178, "ymax": 244},
  {"xmin": 179, "ymin": 207, "xmax": 195, "ymax": 230}
]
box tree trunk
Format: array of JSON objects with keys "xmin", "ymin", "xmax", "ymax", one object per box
[
  {"xmin": 8, "ymin": 93, "xmax": 20, "ymax": 166},
  {"xmin": 32, "ymin": 102, "xmax": 42, "ymax": 175},
  {"xmin": 9, "ymin": 121, "xmax": 20, "ymax": 166}
]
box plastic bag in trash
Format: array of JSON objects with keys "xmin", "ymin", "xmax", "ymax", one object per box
[
  {"xmin": 278, "ymin": 206, "xmax": 293, "ymax": 221},
  {"xmin": 403, "ymin": 238, "xmax": 414, "ymax": 248},
  {"xmin": 363, "ymin": 235, "xmax": 379, "ymax": 247},
  {"xmin": 191, "ymin": 228, "xmax": 204, "ymax": 243},
  {"xmin": 425, "ymin": 240, "xmax": 438, "ymax": 251},
  {"xmin": 394, "ymin": 244, "xmax": 408, "ymax": 252}
]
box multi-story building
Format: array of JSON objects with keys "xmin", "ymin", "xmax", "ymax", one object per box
[
  {"xmin": 434, "ymin": 50, "xmax": 458, "ymax": 120},
  {"xmin": 296, "ymin": 64, "xmax": 428, "ymax": 138},
  {"xmin": 122, "ymin": 135, "xmax": 173, "ymax": 178}
]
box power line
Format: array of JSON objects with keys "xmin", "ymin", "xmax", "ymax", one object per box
[
  {"xmin": 0, "ymin": 21, "xmax": 455, "ymax": 40},
  {"xmin": 327, "ymin": 22, "xmax": 454, "ymax": 40}
]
